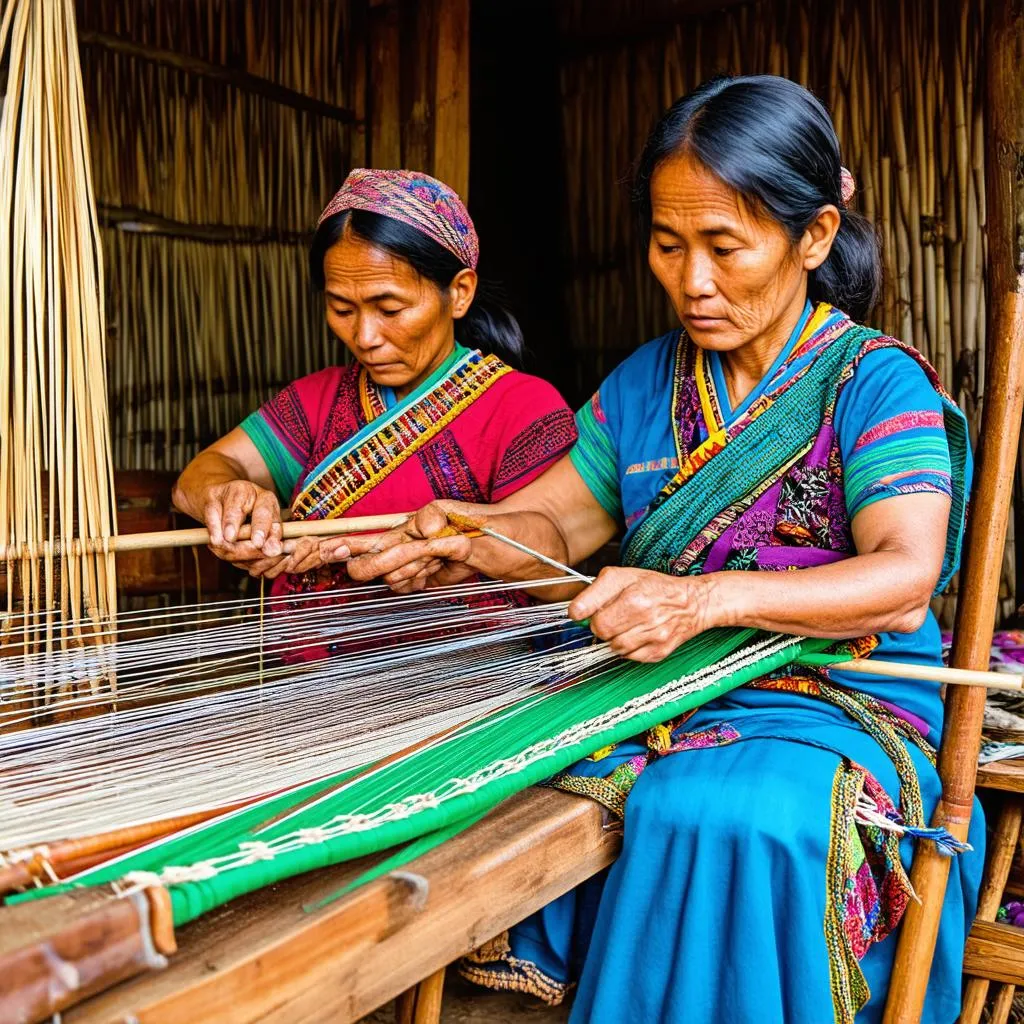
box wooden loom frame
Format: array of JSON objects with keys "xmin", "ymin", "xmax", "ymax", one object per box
[{"xmin": 13, "ymin": 0, "xmax": 1024, "ymax": 1020}]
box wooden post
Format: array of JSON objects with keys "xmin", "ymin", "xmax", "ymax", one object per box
[
  {"xmin": 369, "ymin": 0, "xmax": 402, "ymax": 169},
  {"xmin": 432, "ymin": 0, "xmax": 471, "ymax": 200},
  {"xmin": 394, "ymin": 967, "xmax": 446, "ymax": 1024},
  {"xmin": 883, "ymin": 0, "xmax": 1024, "ymax": 1019}
]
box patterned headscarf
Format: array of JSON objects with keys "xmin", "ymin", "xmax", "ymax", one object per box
[{"xmin": 318, "ymin": 168, "xmax": 479, "ymax": 270}]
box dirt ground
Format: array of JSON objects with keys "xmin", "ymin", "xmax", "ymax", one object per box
[{"xmin": 359, "ymin": 972, "xmax": 570, "ymax": 1023}]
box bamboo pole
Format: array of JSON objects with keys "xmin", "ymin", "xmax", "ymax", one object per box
[
  {"xmin": 883, "ymin": 0, "xmax": 1024, "ymax": 1017},
  {"xmin": 0, "ymin": 512, "xmax": 412, "ymax": 559}
]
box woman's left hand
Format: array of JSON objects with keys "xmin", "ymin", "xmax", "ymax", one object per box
[
  {"xmin": 569, "ymin": 566, "xmax": 717, "ymax": 662},
  {"xmin": 244, "ymin": 535, "xmax": 355, "ymax": 580}
]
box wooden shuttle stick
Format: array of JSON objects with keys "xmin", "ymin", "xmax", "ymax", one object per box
[
  {"xmin": 798, "ymin": 654, "xmax": 1023, "ymax": 690},
  {"xmin": 0, "ymin": 512, "xmax": 412, "ymax": 559}
]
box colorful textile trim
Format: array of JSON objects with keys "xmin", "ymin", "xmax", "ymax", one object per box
[
  {"xmin": 825, "ymin": 760, "xmax": 915, "ymax": 1024},
  {"xmin": 318, "ymin": 168, "xmax": 479, "ymax": 269},
  {"xmin": 548, "ymin": 719, "xmax": 742, "ymax": 818},
  {"xmin": 291, "ymin": 352, "xmax": 511, "ymax": 520},
  {"xmin": 458, "ymin": 930, "xmax": 570, "ymax": 1006},
  {"xmin": 621, "ymin": 307, "xmax": 970, "ymax": 591}
]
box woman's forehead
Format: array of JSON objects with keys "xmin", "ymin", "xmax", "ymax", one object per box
[
  {"xmin": 323, "ymin": 231, "xmax": 421, "ymax": 293},
  {"xmin": 650, "ymin": 152, "xmax": 762, "ymax": 233}
]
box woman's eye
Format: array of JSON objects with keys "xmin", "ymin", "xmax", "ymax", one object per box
[
  {"xmin": 380, "ymin": 307, "xmax": 404, "ymax": 317},
  {"xmin": 714, "ymin": 247, "xmax": 738, "ymax": 257},
  {"xmin": 331, "ymin": 307, "xmax": 353, "ymax": 318},
  {"xmin": 658, "ymin": 244, "xmax": 681, "ymax": 254}
]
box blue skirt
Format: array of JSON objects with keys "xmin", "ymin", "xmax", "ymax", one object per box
[{"xmin": 464, "ymin": 693, "xmax": 984, "ymax": 1024}]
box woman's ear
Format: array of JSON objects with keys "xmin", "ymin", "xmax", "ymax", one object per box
[
  {"xmin": 448, "ymin": 268, "xmax": 478, "ymax": 319},
  {"xmin": 801, "ymin": 205, "xmax": 841, "ymax": 271}
]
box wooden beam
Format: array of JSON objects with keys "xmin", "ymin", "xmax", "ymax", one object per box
[
  {"xmin": 963, "ymin": 920, "xmax": 1024, "ymax": 987},
  {"xmin": 432, "ymin": 0, "xmax": 470, "ymax": 200},
  {"xmin": 883, "ymin": 0, "xmax": 1024, "ymax": 1019},
  {"xmin": 369, "ymin": 0, "xmax": 402, "ymax": 169},
  {"xmin": 97, "ymin": 204, "xmax": 312, "ymax": 245},
  {"xmin": 66, "ymin": 790, "xmax": 617, "ymax": 1024},
  {"xmin": 77, "ymin": 32, "xmax": 357, "ymax": 125}
]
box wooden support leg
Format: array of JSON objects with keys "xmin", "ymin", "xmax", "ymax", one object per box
[
  {"xmin": 960, "ymin": 798, "xmax": 1024, "ymax": 1024},
  {"xmin": 990, "ymin": 983, "xmax": 1017, "ymax": 1024},
  {"xmin": 395, "ymin": 967, "xmax": 446, "ymax": 1024}
]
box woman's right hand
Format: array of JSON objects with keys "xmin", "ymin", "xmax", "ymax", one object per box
[
  {"xmin": 203, "ymin": 479, "xmax": 286, "ymax": 573},
  {"xmin": 343, "ymin": 501, "xmax": 478, "ymax": 592}
]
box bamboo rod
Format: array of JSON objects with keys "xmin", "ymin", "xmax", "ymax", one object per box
[
  {"xmin": 806, "ymin": 656, "xmax": 1024, "ymax": 690},
  {"xmin": 0, "ymin": 512, "xmax": 412, "ymax": 559}
]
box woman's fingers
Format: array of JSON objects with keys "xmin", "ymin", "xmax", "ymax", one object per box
[
  {"xmin": 347, "ymin": 535, "xmax": 471, "ymax": 582},
  {"xmin": 250, "ymin": 489, "xmax": 282, "ymax": 552},
  {"xmin": 568, "ymin": 567, "xmax": 634, "ymax": 622},
  {"xmin": 220, "ymin": 484, "xmax": 255, "ymax": 543}
]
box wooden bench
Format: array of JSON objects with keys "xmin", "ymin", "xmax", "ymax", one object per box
[{"xmin": 66, "ymin": 789, "xmax": 617, "ymax": 1024}]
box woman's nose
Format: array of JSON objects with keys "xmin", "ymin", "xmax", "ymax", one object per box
[
  {"xmin": 352, "ymin": 314, "xmax": 384, "ymax": 351},
  {"xmin": 682, "ymin": 254, "xmax": 716, "ymax": 298}
]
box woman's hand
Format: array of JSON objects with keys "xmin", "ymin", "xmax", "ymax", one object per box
[
  {"xmin": 203, "ymin": 479, "xmax": 287, "ymax": 575},
  {"xmin": 569, "ymin": 567, "xmax": 716, "ymax": 662},
  {"xmin": 343, "ymin": 502, "xmax": 479, "ymax": 593}
]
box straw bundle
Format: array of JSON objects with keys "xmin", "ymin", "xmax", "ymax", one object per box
[
  {"xmin": 0, "ymin": 0, "xmax": 118, "ymax": 705},
  {"xmin": 558, "ymin": 0, "xmax": 999, "ymax": 622}
]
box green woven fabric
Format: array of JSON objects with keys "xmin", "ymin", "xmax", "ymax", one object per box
[{"xmin": 14, "ymin": 628, "xmax": 830, "ymax": 926}]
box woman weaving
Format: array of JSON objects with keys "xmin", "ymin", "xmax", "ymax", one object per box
[
  {"xmin": 173, "ymin": 169, "xmax": 575, "ymax": 592},
  {"xmin": 341, "ymin": 77, "xmax": 983, "ymax": 1022}
]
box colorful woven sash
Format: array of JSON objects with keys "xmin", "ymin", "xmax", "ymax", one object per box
[
  {"xmin": 622, "ymin": 309, "xmax": 970, "ymax": 589},
  {"xmin": 291, "ymin": 350, "xmax": 511, "ymax": 521}
]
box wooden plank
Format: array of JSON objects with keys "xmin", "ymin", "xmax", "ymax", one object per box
[
  {"xmin": 369, "ymin": 0, "xmax": 402, "ymax": 169},
  {"xmin": 432, "ymin": 0, "xmax": 470, "ymax": 199},
  {"xmin": 978, "ymin": 758, "xmax": 1024, "ymax": 794},
  {"xmin": 963, "ymin": 920, "xmax": 1024, "ymax": 986},
  {"xmin": 77, "ymin": 32, "xmax": 356, "ymax": 125},
  {"xmin": 883, "ymin": 0, "xmax": 1024, "ymax": 1018},
  {"xmin": 67, "ymin": 789, "xmax": 616, "ymax": 1024}
]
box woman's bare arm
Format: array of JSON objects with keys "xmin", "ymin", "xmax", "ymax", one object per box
[{"xmin": 342, "ymin": 456, "xmax": 619, "ymax": 599}]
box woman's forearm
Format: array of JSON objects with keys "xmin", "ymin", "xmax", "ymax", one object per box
[{"xmin": 708, "ymin": 549, "xmax": 936, "ymax": 638}]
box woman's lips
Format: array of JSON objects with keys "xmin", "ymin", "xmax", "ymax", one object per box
[{"xmin": 684, "ymin": 314, "xmax": 726, "ymax": 329}]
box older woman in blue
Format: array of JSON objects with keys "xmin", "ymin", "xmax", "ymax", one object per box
[{"xmin": 343, "ymin": 76, "xmax": 982, "ymax": 1024}]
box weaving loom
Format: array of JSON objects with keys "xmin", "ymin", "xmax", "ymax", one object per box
[{"xmin": 0, "ymin": 519, "xmax": 844, "ymax": 1021}]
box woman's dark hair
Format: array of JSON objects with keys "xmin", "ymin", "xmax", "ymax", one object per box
[
  {"xmin": 309, "ymin": 209, "xmax": 524, "ymax": 366},
  {"xmin": 633, "ymin": 75, "xmax": 881, "ymax": 322}
]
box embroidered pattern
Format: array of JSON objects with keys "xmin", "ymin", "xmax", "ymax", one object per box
[
  {"xmin": 854, "ymin": 410, "xmax": 945, "ymax": 451},
  {"xmin": 261, "ymin": 380, "xmax": 315, "ymax": 465},
  {"xmin": 824, "ymin": 761, "xmax": 915, "ymax": 1024},
  {"xmin": 419, "ymin": 433, "xmax": 486, "ymax": 503},
  {"xmin": 292, "ymin": 352, "xmax": 512, "ymax": 520},
  {"xmin": 459, "ymin": 930, "xmax": 570, "ymax": 1006},
  {"xmin": 494, "ymin": 407, "xmax": 577, "ymax": 494}
]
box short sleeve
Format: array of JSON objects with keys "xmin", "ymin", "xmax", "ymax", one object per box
[
  {"xmin": 489, "ymin": 375, "xmax": 579, "ymax": 502},
  {"xmin": 835, "ymin": 348, "xmax": 953, "ymax": 522},
  {"xmin": 240, "ymin": 368, "xmax": 341, "ymax": 501},
  {"xmin": 570, "ymin": 384, "xmax": 623, "ymax": 522}
]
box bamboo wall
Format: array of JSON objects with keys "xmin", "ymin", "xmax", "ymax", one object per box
[
  {"xmin": 556, "ymin": 0, "xmax": 1009, "ymax": 622},
  {"xmin": 77, "ymin": 0, "xmax": 468, "ymax": 471}
]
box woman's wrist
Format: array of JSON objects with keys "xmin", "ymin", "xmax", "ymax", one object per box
[{"xmin": 693, "ymin": 571, "xmax": 750, "ymax": 631}]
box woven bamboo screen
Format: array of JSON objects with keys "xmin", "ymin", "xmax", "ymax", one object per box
[
  {"xmin": 74, "ymin": 0, "xmax": 358, "ymax": 471},
  {"xmin": 557, "ymin": 0, "xmax": 1007, "ymax": 622}
]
